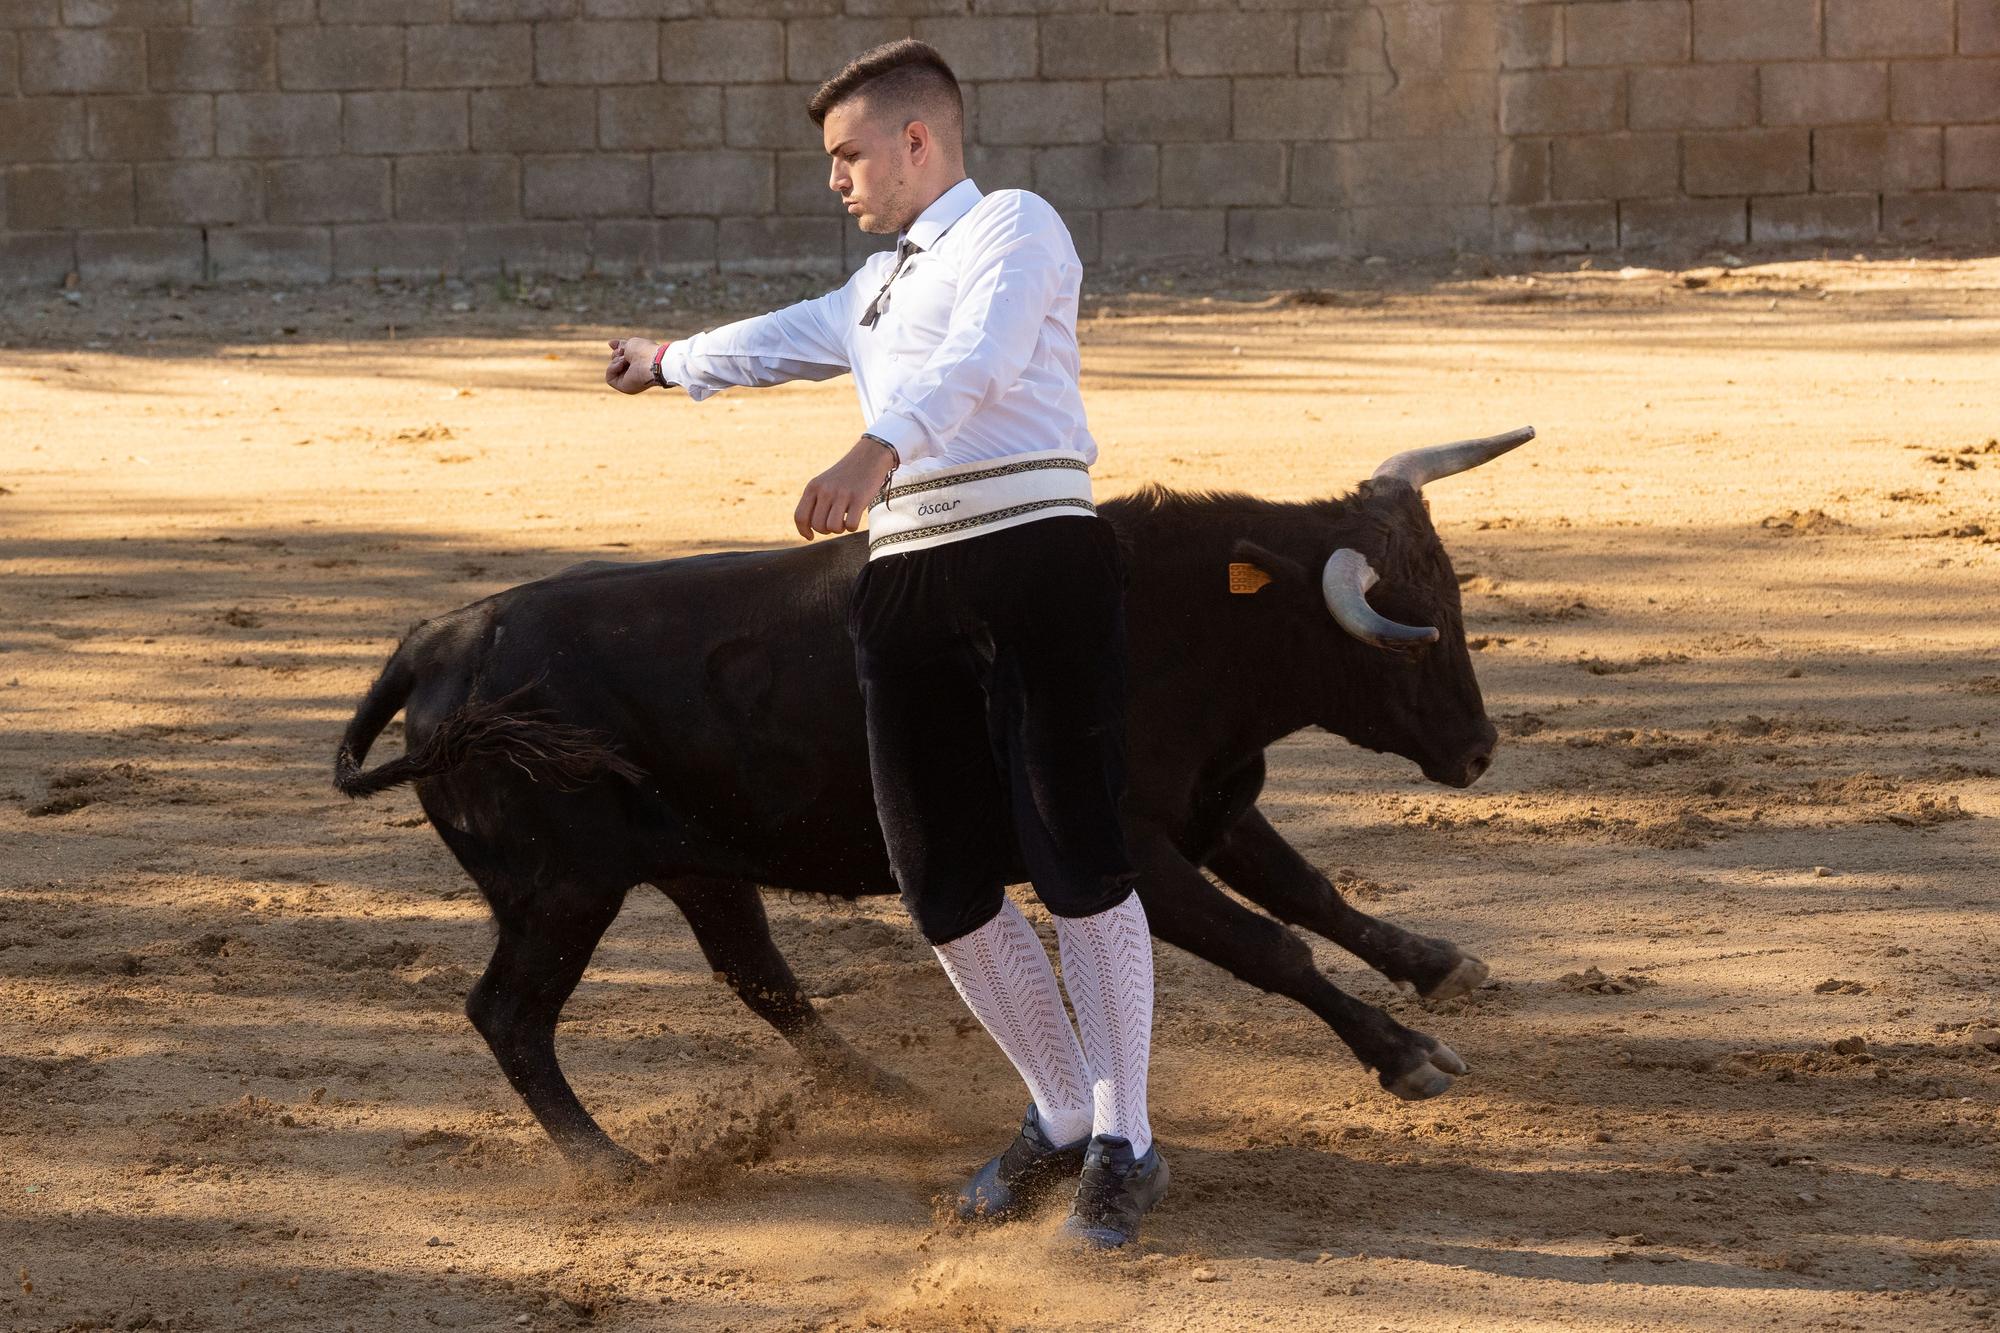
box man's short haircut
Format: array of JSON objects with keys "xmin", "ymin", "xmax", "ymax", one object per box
[{"xmin": 808, "ymin": 38, "xmax": 962, "ymax": 137}]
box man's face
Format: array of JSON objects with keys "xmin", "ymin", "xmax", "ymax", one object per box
[{"xmin": 823, "ymin": 98, "xmax": 915, "ymax": 235}]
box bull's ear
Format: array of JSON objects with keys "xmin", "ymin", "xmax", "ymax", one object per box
[{"xmin": 1227, "ymin": 539, "xmax": 1308, "ymax": 596}]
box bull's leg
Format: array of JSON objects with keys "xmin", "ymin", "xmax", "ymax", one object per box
[
  {"xmin": 1204, "ymin": 806, "xmax": 1488, "ymax": 1001},
  {"xmin": 657, "ymin": 876, "xmax": 912, "ymax": 1098},
  {"xmin": 1130, "ymin": 830, "xmax": 1465, "ymax": 1100},
  {"xmin": 466, "ymin": 885, "xmax": 643, "ymax": 1175}
]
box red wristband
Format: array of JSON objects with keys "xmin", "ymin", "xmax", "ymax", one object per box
[{"xmin": 651, "ymin": 341, "xmax": 671, "ymax": 386}]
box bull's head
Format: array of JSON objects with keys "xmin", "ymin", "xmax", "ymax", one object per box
[{"xmin": 1231, "ymin": 427, "xmax": 1532, "ymax": 789}]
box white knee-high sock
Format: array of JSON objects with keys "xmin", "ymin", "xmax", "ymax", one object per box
[
  {"xmin": 1053, "ymin": 892, "xmax": 1155, "ymax": 1158},
  {"xmin": 933, "ymin": 897, "xmax": 1096, "ymax": 1146}
]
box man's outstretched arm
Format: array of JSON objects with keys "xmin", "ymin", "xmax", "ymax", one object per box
[{"xmin": 604, "ymin": 272, "xmax": 862, "ymax": 396}]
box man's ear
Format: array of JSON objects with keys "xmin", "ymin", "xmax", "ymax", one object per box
[{"xmin": 1227, "ymin": 539, "xmax": 1309, "ymax": 596}]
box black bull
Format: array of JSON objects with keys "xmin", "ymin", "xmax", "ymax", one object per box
[{"xmin": 334, "ymin": 429, "xmax": 1533, "ymax": 1174}]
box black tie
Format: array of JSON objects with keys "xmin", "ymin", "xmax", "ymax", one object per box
[{"xmin": 859, "ymin": 236, "xmax": 922, "ymax": 329}]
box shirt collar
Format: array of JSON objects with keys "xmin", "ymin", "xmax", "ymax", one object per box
[{"xmin": 901, "ymin": 177, "xmax": 981, "ymax": 251}]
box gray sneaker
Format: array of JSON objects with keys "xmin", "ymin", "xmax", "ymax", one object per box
[
  {"xmin": 954, "ymin": 1103, "xmax": 1089, "ymax": 1222},
  {"xmin": 1060, "ymin": 1133, "xmax": 1169, "ymax": 1249}
]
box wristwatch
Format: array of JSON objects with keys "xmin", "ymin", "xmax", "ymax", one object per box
[{"xmin": 650, "ymin": 341, "xmax": 673, "ymax": 389}]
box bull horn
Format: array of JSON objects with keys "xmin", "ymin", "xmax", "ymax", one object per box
[
  {"xmin": 1372, "ymin": 425, "xmax": 1535, "ymax": 490},
  {"xmin": 1322, "ymin": 548, "xmax": 1439, "ymax": 649}
]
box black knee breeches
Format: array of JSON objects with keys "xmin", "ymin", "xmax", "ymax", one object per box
[{"xmin": 846, "ymin": 513, "xmax": 1140, "ymax": 945}]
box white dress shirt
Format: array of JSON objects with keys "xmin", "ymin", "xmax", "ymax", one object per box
[{"xmin": 656, "ymin": 177, "xmax": 1097, "ymax": 481}]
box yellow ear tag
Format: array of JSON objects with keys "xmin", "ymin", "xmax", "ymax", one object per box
[{"xmin": 1227, "ymin": 562, "xmax": 1272, "ymax": 595}]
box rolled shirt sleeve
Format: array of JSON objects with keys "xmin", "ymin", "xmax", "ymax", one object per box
[
  {"xmin": 863, "ymin": 193, "xmax": 1069, "ymax": 464},
  {"xmin": 657, "ymin": 272, "xmax": 861, "ymax": 400}
]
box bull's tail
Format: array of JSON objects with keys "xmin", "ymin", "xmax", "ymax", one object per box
[{"xmin": 334, "ymin": 630, "xmax": 646, "ymax": 799}]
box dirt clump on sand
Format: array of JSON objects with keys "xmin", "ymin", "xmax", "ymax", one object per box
[{"xmin": 2, "ymin": 250, "xmax": 1998, "ymax": 1330}]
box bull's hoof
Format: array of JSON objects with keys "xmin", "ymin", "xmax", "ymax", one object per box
[
  {"xmin": 1420, "ymin": 953, "xmax": 1490, "ymax": 1002},
  {"xmin": 571, "ymin": 1143, "xmax": 651, "ymax": 1184},
  {"xmin": 811, "ymin": 1052, "xmax": 921, "ymax": 1103},
  {"xmin": 1380, "ymin": 1040, "xmax": 1467, "ymax": 1101}
]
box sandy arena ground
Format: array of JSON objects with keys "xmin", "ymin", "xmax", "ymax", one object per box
[{"xmin": 2, "ymin": 248, "xmax": 1997, "ymax": 1332}]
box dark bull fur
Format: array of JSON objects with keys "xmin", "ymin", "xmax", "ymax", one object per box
[{"xmin": 334, "ymin": 473, "xmax": 1504, "ymax": 1174}]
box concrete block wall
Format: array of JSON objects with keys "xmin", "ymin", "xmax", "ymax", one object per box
[{"xmin": 1, "ymin": 0, "xmax": 1997, "ymax": 285}]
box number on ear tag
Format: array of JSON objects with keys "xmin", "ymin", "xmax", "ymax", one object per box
[{"xmin": 1227, "ymin": 562, "xmax": 1272, "ymax": 595}]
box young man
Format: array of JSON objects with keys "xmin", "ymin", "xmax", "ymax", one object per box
[{"xmin": 602, "ymin": 40, "xmax": 1164, "ymax": 1248}]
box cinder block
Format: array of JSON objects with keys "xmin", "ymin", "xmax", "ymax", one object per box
[
  {"xmin": 0, "ymin": 232, "xmax": 76, "ymax": 289},
  {"xmin": 60, "ymin": 0, "xmax": 187, "ymax": 26},
  {"xmin": 978, "ymin": 81, "xmax": 1101, "ymax": 145},
  {"xmin": 651, "ymin": 148, "xmax": 771, "ymax": 214},
  {"xmin": 407, "ymin": 23, "xmax": 531, "ymax": 88},
  {"xmin": 1057, "ymin": 206, "xmax": 1096, "ymax": 265},
  {"xmin": 660, "ymin": 19, "xmax": 782, "ymax": 83},
  {"xmin": 777, "ymin": 149, "xmax": 833, "ymax": 214},
  {"xmin": 215, "ymin": 93, "xmax": 341, "ymax": 158},
  {"xmin": 1498, "ymin": 136, "xmax": 1549, "ymax": 203},
  {"xmin": 135, "ymin": 161, "xmax": 259, "ymax": 224},
  {"xmin": 1500, "ymin": 69, "xmax": 1623, "ymax": 136},
  {"xmin": 784, "ymin": 18, "xmax": 910, "ymax": 84},
  {"xmin": 1891, "ymin": 60, "xmax": 2000, "ymax": 123},
  {"xmin": 1352, "ymin": 204, "xmax": 1491, "ymax": 256},
  {"xmin": 724, "ymin": 84, "xmax": 817, "ymax": 151},
  {"xmin": 75, "ymin": 228, "xmax": 204, "ymax": 285},
  {"xmin": 1553, "ymin": 134, "xmax": 1679, "ymax": 200},
  {"xmin": 1382, "ymin": 4, "xmax": 1500, "ymax": 71},
  {"xmin": 1494, "ymin": 202, "xmax": 1620, "ymax": 253},
  {"xmin": 1041, "ymin": 15, "xmax": 1165, "ymax": 79},
  {"xmin": 1619, "ymin": 196, "xmax": 1746, "ymax": 250},
  {"xmin": 1750, "ymin": 193, "xmax": 1879, "ymax": 242},
  {"xmin": 0, "ymin": 100, "xmax": 86, "ymax": 163},
  {"xmin": 9, "ymin": 163, "xmax": 131, "ymax": 228},
  {"xmin": 87, "ymin": 95, "xmax": 213, "ymax": 160},
  {"xmin": 462, "ymin": 221, "xmax": 590, "ymax": 276},
  {"xmin": 1167, "ymin": 13, "xmax": 1295, "ymax": 77},
  {"xmin": 1300, "ymin": 7, "xmax": 1389, "ymax": 74},
  {"xmin": 523, "ymin": 152, "xmax": 649, "ymax": 217},
  {"xmin": 1373, "ymin": 70, "xmax": 1498, "ymax": 137},
  {"xmin": 844, "ymin": 0, "xmax": 962, "ymax": 16},
  {"xmin": 1342, "ymin": 138, "xmax": 1495, "ymax": 206},
  {"xmin": 713, "ymin": 0, "xmax": 835, "ymax": 17},
  {"xmin": 263, "ymin": 158, "xmax": 391, "ymax": 223},
  {"xmin": 910, "ymin": 16, "xmax": 1036, "ymax": 81},
  {"xmin": 535, "ymin": 20, "xmax": 657, "ymax": 85},
  {"xmin": 1685, "ymin": 128, "xmax": 1808, "ymax": 196},
  {"xmin": 964, "ymin": 143, "xmax": 1032, "ymax": 190},
  {"xmin": 472, "ymin": 87, "xmax": 597, "ymax": 152},
  {"xmin": 599, "ymin": 85, "xmax": 721, "ymax": 150},
  {"xmin": 1760, "ymin": 61, "xmax": 1886, "ymax": 125},
  {"xmin": 1946, "ymin": 126, "xmax": 2000, "ymax": 189},
  {"xmin": 279, "ymin": 26, "xmax": 398, "ymax": 92},
  {"xmin": 1099, "ymin": 207, "xmax": 1221, "ymax": 261},
  {"xmin": 21, "ymin": 29, "xmax": 144, "ymax": 95},
  {"xmin": 456, "ymin": 0, "xmax": 577, "ymax": 20},
  {"xmin": 1287, "ymin": 141, "xmax": 1342, "ymax": 205},
  {"xmin": 1630, "ymin": 64, "xmax": 1756, "ymax": 129},
  {"xmin": 1235, "ymin": 76, "xmax": 1366, "ymax": 142},
  {"xmin": 333, "ymin": 222, "xmax": 462, "ymax": 278},
  {"xmin": 1032, "ymin": 143, "xmax": 1156, "ymax": 210},
  {"xmin": 345, "ymin": 91, "xmax": 469, "ymax": 155},
  {"xmin": 1226, "ymin": 207, "xmax": 1350, "ymax": 261},
  {"xmin": 844, "ymin": 223, "xmax": 896, "ymax": 270},
  {"xmin": 207, "ymin": 225, "xmax": 333, "ymax": 282},
  {"xmin": 1, "ymin": 0, "xmax": 59, "ymax": 23},
  {"xmin": 718, "ymin": 216, "xmax": 843, "ymax": 274},
  {"xmin": 148, "ymin": 27, "xmax": 273, "ymax": 92},
  {"xmin": 1691, "ymin": 0, "xmax": 1818, "ymax": 61},
  {"xmin": 1825, "ymin": 0, "xmax": 1951, "ymax": 57},
  {"xmin": 322, "ymin": 0, "xmax": 446, "ymax": 20},
  {"xmin": 1160, "ymin": 142, "xmax": 1283, "ymax": 207},
  {"xmin": 1106, "ymin": 78, "xmax": 1228, "ymax": 142},
  {"xmin": 1499, "ymin": 6, "xmax": 1561, "ymax": 69},
  {"xmin": 1815, "ymin": 126, "xmax": 1942, "ymax": 191},
  {"xmin": 584, "ymin": 0, "xmax": 700, "ymax": 16},
  {"xmin": 192, "ymin": 0, "xmax": 311, "ymax": 21},
  {"xmin": 1882, "ymin": 191, "xmax": 1998, "ymax": 242},
  {"xmin": 1564, "ymin": 1, "xmax": 1688, "ymax": 66},
  {"xmin": 0, "ymin": 34, "xmax": 15, "ymax": 98},
  {"xmin": 1965, "ymin": 1, "xmax": 2000, "ymax": 54},
  {"xmin": 590, "ymin": 217, "xmax": 714, "ymax": 274},
  {"xmin": 396, "ymin": 155, "xmax": 520, "ymax": 221}
]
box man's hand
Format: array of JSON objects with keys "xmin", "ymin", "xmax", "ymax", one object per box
[
  {"xmin": 605, "ymin": 336, "xmax": 659, "ymax": 394},
  {"xmin": 795, "ymin": 435, "xmax": 898, "ymax": 540}
]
